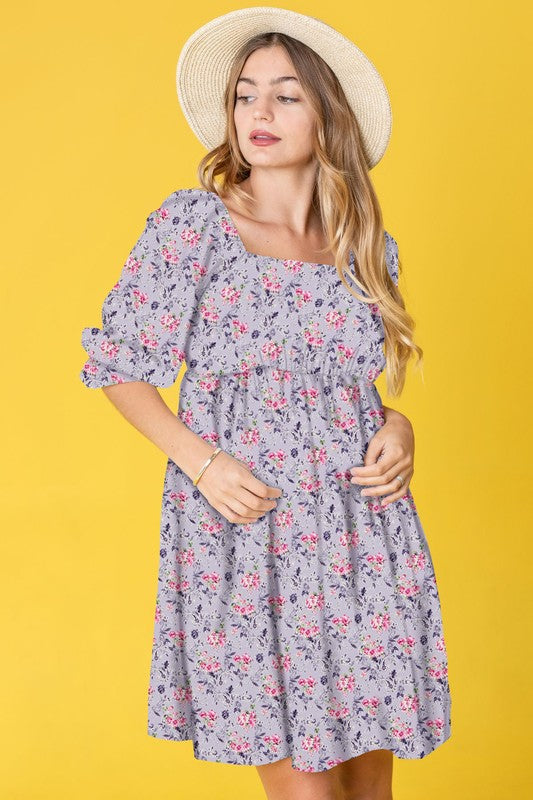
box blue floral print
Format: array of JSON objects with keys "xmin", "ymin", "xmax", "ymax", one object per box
[{"xmin": 80, "ymin": 188, "xmax": 451, "ymax": 772}]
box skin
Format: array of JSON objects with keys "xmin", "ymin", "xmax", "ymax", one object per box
[{"xmin": 255, "ymin": 750, "xmax": 393, "ymax": 800}]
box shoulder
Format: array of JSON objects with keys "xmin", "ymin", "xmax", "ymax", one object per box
[
  {"xmin": 146, "ymin": 188, "xmax": 222, "ymax": 238},
  {"xmin": 154, "ymin": 187, "xmax": 218, "ymax": 220},
  {"xmin": 142, "ymin": 189, "xmax": 230, "ymax": 285}
]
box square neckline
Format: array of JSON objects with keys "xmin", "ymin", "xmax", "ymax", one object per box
[{"xmin": 203, "ymin": 189, "xmax": 354, "ymax": 271}]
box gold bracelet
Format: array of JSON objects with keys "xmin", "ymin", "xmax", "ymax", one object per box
[{"xmin": 193, "ymin": 446, "xmax": 222, "ymax": 486}]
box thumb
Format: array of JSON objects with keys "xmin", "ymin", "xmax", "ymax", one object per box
[{"xmin": 363, "ymin": 435, "xmax": 385, "ymax": 467}]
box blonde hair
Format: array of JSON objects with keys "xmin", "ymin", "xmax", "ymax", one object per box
[{"xmin": 196, "ymin": 32, "xmax": 423, "ymax": 396}]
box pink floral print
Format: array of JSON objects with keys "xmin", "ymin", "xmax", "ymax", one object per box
[{"xmin": 80, "ymin": 188, "xmax": 451, "ymax": 772}]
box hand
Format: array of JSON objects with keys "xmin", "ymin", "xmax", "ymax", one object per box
[
  {"xmin": 196, "ymin": 449, "xmax": 283, "ymax": 524},
  {"xmin": 350, "ymin": 412, "xmax": 415, "ymax": 507}
]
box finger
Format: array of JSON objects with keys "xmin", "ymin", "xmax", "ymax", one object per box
[
  {"xmin": 363, "ymin": 485, "xmax": 408, "ymax": 501},
  {"xmin": 351, "ymin": 463, "xmax": 392, "ymax": 476},
  {"xmin": 218, "ymin": 501, "xmax": 264, "ymax": 524},
  {"xmin": 221, "ymin": 487, "xmax": 278, "ymax": 519},
  {"xmin": 381, "ymin": 485, "xmax": 410, "ymax": 506},
  {"xmin": 225, "ymin": 490, "xmax": 278, "ymax": 517},
  {"xmin": 355, "ymin": 466, "xmax": 413, "ymax": 493},
  {"xmin": 237, "ymin": 486, "xmax": 280, "ymax": 513},
  {"xmin": 240, "ymin": 472, "xmax": 283, "ymax": 500},
  {"xmin": 350, "ymin": 456, "xmax": 398, "ymax": 479},
  {"xmin": 361, "ymin": 440, "xmax": 386, "ymax": 470},
  {"xmin": 351, "ymin": 466, "xmax": 398, "ymax": 486},
  {"xmin": 359, "ymin": 473, "xmax": 412, "ymax": 498},
  {"xmin": 351, "ymin": 458, "xmax": 409, "ymax": 485}
]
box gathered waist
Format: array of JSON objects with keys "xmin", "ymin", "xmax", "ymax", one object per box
[
  {"xmin": 179, "ymin": 364, "xmax": 383, "ymax": 429},
  {"xmin": 184, "ymin": 362, "xmax": 376, "ymax": 383}
]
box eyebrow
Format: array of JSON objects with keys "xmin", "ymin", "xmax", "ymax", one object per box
[{"xmin": 236, "ymin": 76, "xmax": 300, "ymax": 87}]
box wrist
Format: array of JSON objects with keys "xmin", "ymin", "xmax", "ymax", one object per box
[
  {"xmin": 193, "ymin": 446, "xmax": 223, "ymax": 486},
  {"xmin": 169, "ymin": 421, "xmax": 220, "ymax": 480}
]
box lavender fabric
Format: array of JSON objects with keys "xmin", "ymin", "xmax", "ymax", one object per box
[{"xmin": 80, "ymin": 188, "xmax": 452, "ymax": 772}]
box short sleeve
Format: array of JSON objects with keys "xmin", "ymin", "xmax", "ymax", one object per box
[
  {"xmin": 79, "ymin": 191, "xmax": 202, "ymax": 389},
  {"xmin": 384, "ymin": 230, "xmax": 400, "ymax": 286}
]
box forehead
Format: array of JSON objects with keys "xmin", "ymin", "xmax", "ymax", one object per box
[{"xmin": 238, "ymin": 46, "xmax": 299, "ymax": 86}]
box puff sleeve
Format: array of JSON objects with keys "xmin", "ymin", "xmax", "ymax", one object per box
[
  {"xmin": 384, "ymin": 230, "xmax": 400, "ymax": 286},
  {"xmin": 80, "ymin": 192, "xmax": 201, "ymax": 389}
]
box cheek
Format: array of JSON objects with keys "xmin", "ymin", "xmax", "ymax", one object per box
[
  {"xmin": 291, "ymin": 109, "xmax": 315, "ymax": 138},
  {"xmin": 291, "ymin": 120, "xmax": 315, "ymax": 151},
  {"xmin": 233, "ymin": 105, "xmax": 246, "ymax": 131}
]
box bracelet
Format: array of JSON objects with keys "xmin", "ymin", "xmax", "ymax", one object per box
[{"xmin": 193, "ymin": 446, "xmax": 223, "ymax": 486}]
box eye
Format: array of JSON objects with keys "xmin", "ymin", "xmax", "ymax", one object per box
[{"xmin": 235, "ymin": 95, "xmax": 300, "ymax": 104}]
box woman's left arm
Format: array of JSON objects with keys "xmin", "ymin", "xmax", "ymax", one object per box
[{"xmin": 349, "ymin": 406, "xmax": 415, "ymax": 507}]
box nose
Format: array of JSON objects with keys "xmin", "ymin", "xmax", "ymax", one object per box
[
  {"xmin": 254, "ymin": 112, "xmax": 272, "ymax": 122},
  {"xmin": 252, "ymin": 101, "xmax": 273, "ymax": 121}
]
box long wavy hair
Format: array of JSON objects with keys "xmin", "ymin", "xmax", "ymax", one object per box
[{"xmin": 196, "ymin": 32, "xmax": 423, "ymax": 396}]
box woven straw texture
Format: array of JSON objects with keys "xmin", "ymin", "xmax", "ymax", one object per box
[{"xmin": 176, "ymin": 6, "xmax": 392, "ymax": 169}]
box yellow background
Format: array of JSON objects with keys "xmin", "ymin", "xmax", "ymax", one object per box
[{"xmin": 2, "ymin": 1, "xmax": 531, "ymax": 797}]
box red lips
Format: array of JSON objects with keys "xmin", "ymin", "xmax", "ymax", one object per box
[{"xmin": 249, "ymin": 129, "xmax": 281, "ymax": 140}]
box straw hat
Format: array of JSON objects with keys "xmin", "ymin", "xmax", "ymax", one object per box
[{"xmin": 176, "ymin": 6, "xmax": 392, "ymax": 170}]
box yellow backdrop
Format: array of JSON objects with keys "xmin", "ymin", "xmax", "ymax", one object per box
[{"xmin": 2, "ymin": 1, "xmax": 531, "ymax": 798}]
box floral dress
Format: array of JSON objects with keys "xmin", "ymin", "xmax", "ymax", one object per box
[{"xmin": 79, "ymin": 187, "xmax": 452, "ymax": 772}]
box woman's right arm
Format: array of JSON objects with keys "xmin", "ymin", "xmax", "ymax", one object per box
[
  {"xmin": 81, "ymin": 194, "xmax": 281, "ymax": 522},
  {"xmin": 101, "ymin": 381, "xmax": 282, "ymax": 523},
  {"xmin": 102, "ymin": 380, "xmax": 214, "ymax": 480}
]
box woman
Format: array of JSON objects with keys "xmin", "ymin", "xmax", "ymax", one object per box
[{"xmin": 80, "ymin": 8, "xmax": 452, "ymax": 799}]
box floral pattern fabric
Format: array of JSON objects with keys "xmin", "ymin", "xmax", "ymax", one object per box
[{"xmin": 80, "ymin": 188, "xmax": 452, "ymax": 772}]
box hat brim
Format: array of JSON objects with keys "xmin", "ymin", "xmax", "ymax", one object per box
[{"xmin": 176, "ymin": 6, "xmax": 392, "ymax": 170}]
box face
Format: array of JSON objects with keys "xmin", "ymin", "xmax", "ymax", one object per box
[{"xmin": 233, "ymin": 45, "xmax": 317, "ymax": 168}]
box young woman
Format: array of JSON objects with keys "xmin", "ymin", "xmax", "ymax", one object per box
[{"xmin": 80, "ymin": 8, "xmax": 452, "ymax": 800}]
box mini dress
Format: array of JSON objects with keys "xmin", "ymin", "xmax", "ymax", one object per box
[{"xmin": 80, "ymin": 187, "xmax": 452, "ymax": 772}]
